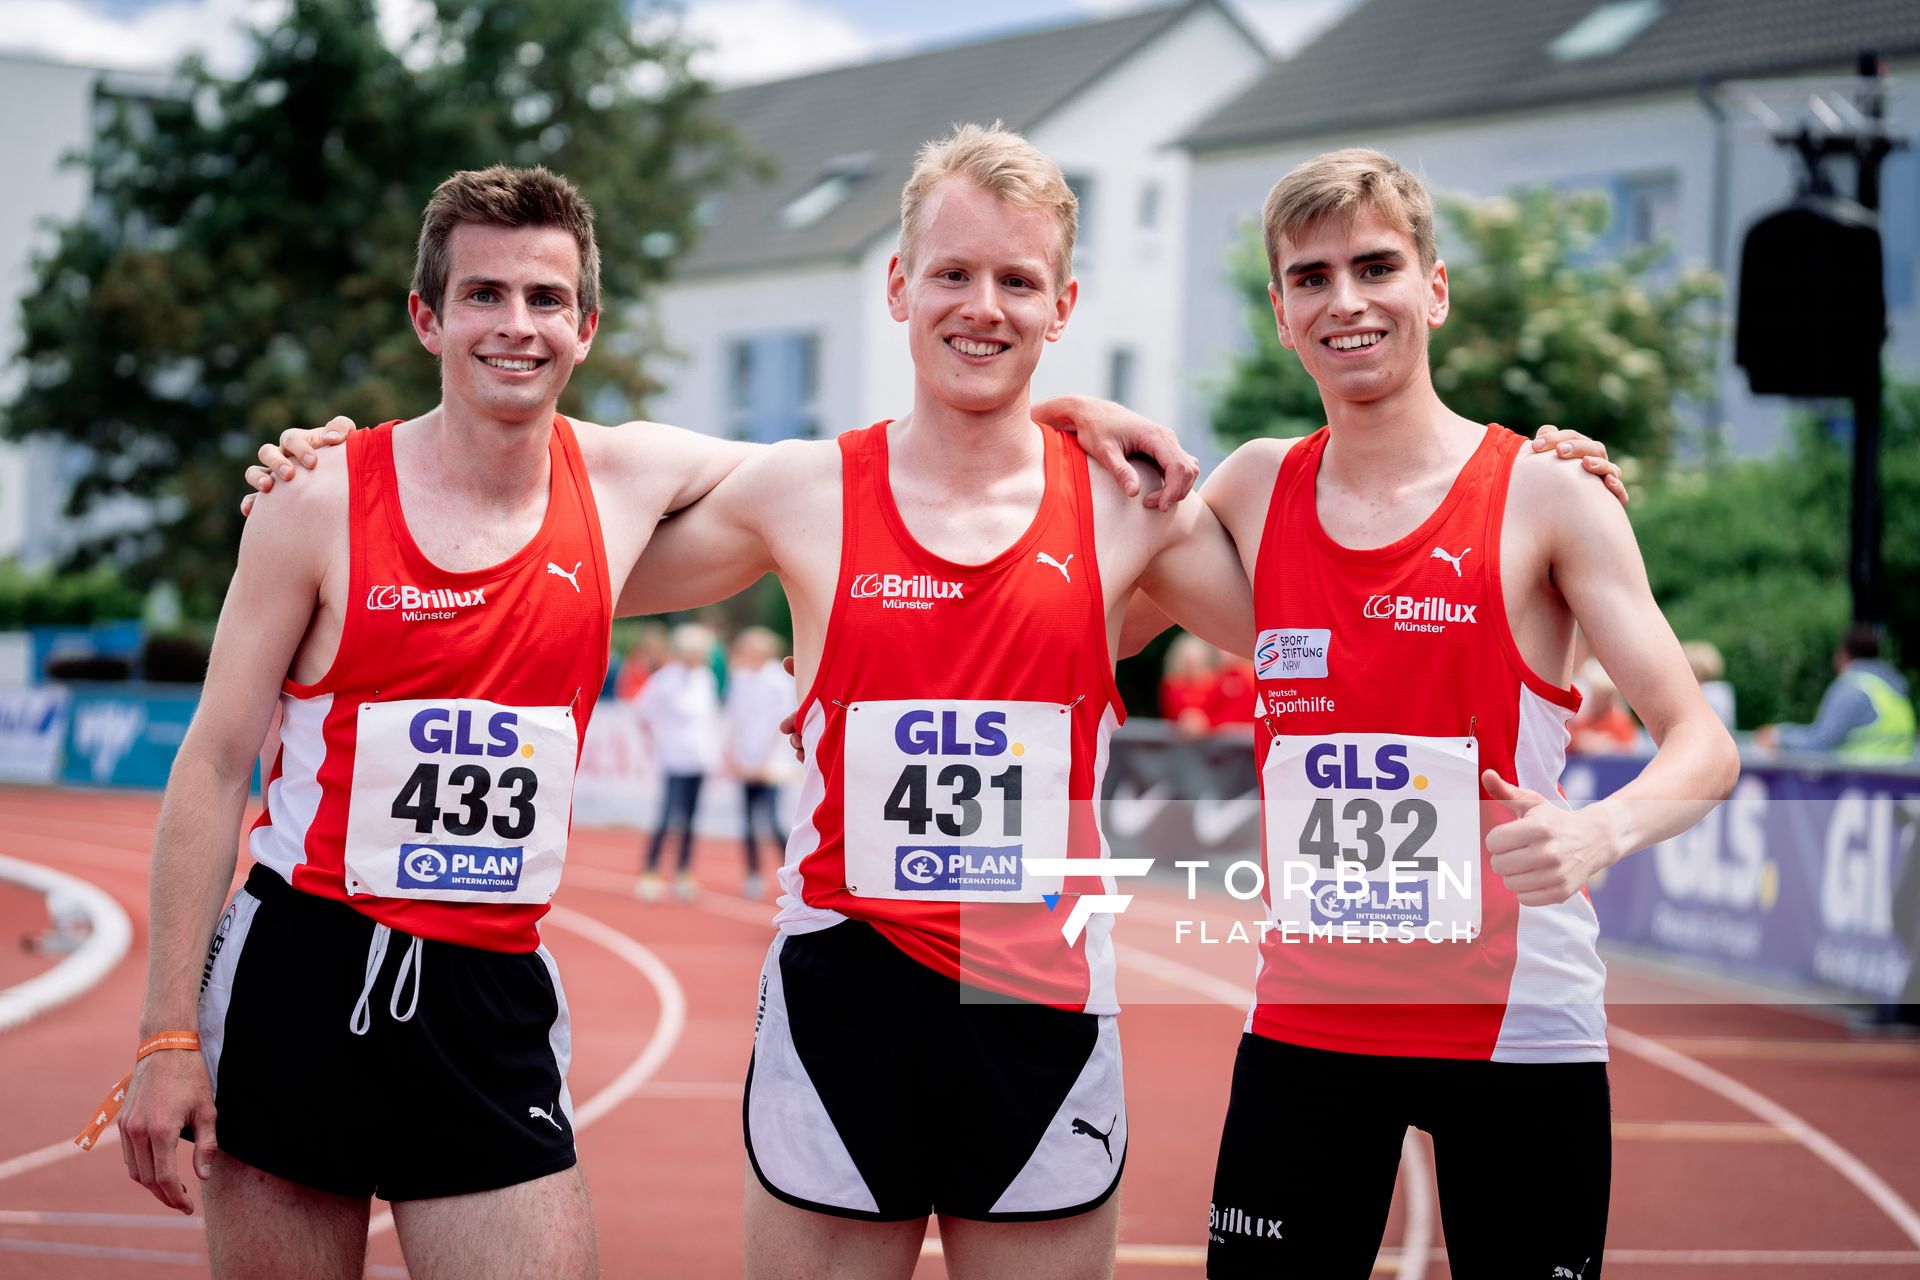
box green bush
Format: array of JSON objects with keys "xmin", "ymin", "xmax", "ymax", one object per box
[
  {"xmin": 0, "ymin": 562, "xmax": 144, "ymax": 629},
  {"xmin": 1634, "ymin": 379, "xmax": 1919, "ymax": 727}
]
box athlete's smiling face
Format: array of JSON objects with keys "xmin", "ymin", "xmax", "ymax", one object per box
[
  {"xmin": 887, "ymin": 178, "xmax": 1077, "ymax": 416},
  {"xmin": 1270, "ymin": 205, "xmax": 1448, "ymax": 409},
  {"xmin": 410, "ymin": 222, "xmax": 598, "ymax": 425}
]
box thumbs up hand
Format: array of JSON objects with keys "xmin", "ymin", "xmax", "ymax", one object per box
[{"xmin": 1482, "ymin": 769, "xmax": 1623, "ymax": 906}]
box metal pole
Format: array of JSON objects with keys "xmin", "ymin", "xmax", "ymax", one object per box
[{"xmin": 1849, "ymin": 51, "xmax": 1890, "ymax": 628}]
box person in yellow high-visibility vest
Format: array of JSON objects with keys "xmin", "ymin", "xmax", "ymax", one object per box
[{"xmin": 1758, "ymin": 624, "xmax": 1916, "ymax": 764}]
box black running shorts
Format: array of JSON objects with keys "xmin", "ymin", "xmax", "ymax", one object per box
[
  {"xmin": 745, "ymin": 919, "xmax": 1125, "ymax": 1222},
  {"xmin": 1207, "ymin": 1033, "xmax": 1611, "ymax": 1278},
  {"xmin": 197, "ymin": 865, "xmax": 578, "ymax": 1201}
]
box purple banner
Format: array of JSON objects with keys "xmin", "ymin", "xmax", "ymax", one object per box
[{"xmin": 1567, "ymin": 755, "xmax": 1920, "ymax": 1000}]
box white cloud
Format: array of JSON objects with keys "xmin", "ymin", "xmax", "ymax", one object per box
[
  {"xmin": 0, "ymin": 0, "xmax": 275, "ymax": 73},
  {"xmin": 0, "ymin": 0, "xmax": 432, "ymax": 75},
  {"xmin": 678, "ymin": 0, "xmax": 899, "ymax": 87}
]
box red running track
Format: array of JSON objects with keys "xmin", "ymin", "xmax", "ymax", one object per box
[{"xmin": 0, "ymin": 784, "xmax": 1917, "ymax": 1278}]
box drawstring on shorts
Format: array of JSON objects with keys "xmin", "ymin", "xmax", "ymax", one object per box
[{"xmin": 349, "ymin": 925, "xmax": 425, "ymax": 1035}]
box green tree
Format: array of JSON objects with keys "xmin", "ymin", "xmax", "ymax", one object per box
[
  {"xmin": 5, "ymin": 0, "xmax": 746, "ymax": 615},
  {"xmin": 1210, "ymin": 188, "xmax": 1721, "ymax": 459},
  {"xmin": 1633, "ymin": 380, "xmax": 1920, "ymax": 728}
]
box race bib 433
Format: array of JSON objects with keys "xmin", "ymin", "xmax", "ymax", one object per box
[
  {"xmin": 842, "ymin": 699, "xmax": 1071, "ymax": 902},
  {"xmin": 344, "ymin": 699, "xmax": 577, "ymax": 904},
  {"xmin": 1262, "ymin": 733, "xmax": 1481, "ymax": 941}
]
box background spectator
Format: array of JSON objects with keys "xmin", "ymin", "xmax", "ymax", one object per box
[
  {"xmin": 1570, "ymin": 657, "xmax": 1643, "ymax": 755},
  {"xmin": 615, "ymin": 622, "xmax": 672, "ymax": 705},
  {"xmin": 1160, "ymin": 634, "xmax": 1219, "ymax": 740},
  {"xmin": 1684, "ymin": 640, "xmax": 1737, "ymax": 731},
  {"xmin": 1204, "ymin": 654, "xmax": 1259, "ymax": 732},
  {"xmin": 1757, "ymin": 624, "xmax": 1916, "ymax": 763},
  {"xmin": 633, "ymin": 624, "xmax": 722, "ymax": 900},
  {"xmin": 724, "ymin": 627, "xmax": 796, "ymax": 899}
]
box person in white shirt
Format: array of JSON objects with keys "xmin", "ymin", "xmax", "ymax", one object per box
[
  {"xmin": 724, "ymin": 627, "xmax": 797, "ymax": 899},
  {"xmin": 633, "ymin": 623, "xmax": 722, "ymax": 900}
]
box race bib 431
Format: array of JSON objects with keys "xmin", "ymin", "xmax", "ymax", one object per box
[
  {"xmin": 842, "ymin": 699, "xmax": 1072, "ymax": 902},
  {"xmin": 344, "ymin": 699, "xmax": 577, "ymax": 904}
]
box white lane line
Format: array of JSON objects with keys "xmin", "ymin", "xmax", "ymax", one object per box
[
  {"xmin": 0, "ymin": 1126, "xmax": 114, "ymax": 1184},
  {"xmin": 0, "ymin": 1208, "xmax": 198, "ymax": 1228},
  {"xmin": 565, "ymin": 862, "xmax": 777, "ymax": 928},
  {"xmin": 1110, "ymin": 943, "xmax": 1434, "ymax": 1275},
  {"xmin": 367, "ymin": 901, "xmax": 687, "ymax": 1238},
  {"xmin": 0, "ymin": 853, "xmax": 132, "ymax": 1033},
  {"xmin": 1610, "ymin": 1025, "xmax": 1920, "ymax": 1249},
  {"xmin": 0, "ymin": 1238, "xmax": 205, "ymax": 1265}
]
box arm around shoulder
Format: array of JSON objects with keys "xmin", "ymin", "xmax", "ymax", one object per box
[
  {"xmin": 616, "ymin": 437, "xmax": 825, "ymax": 617},
  {"xmin": 584, "ymin": 418, "xmax": 758, "ymax": 515}
]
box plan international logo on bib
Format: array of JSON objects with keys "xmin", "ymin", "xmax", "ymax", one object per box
[
  {"xmin": 849, "ymin": 572, "xmax": 965, "ymax": 611},
  {"xmin": 367, "ymin": 583, "xmax": 489, "ymax": 623},
  {"xmin": 397, "ymin": 843, "xmax": 525, "ymax": 892}
]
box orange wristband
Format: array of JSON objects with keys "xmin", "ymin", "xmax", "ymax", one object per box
[{"xmin": 74, "ymin": 1031, "xmax": 202, "ymax": 1151}]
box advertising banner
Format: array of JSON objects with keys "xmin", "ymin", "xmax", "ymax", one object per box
[
  {"xmin": 59, "ymin": 685, "xmax": 201, "ymax": 790},
  {"xmin": 0, "ymin": 685, "xmax": 71, "ymax": 783}
]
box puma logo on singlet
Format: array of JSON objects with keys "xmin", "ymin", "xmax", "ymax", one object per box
[
  {"xmin": 1430, "ymin": 546, "xmax": 1471, "ymax": 576},
  {"xmin": 528, "ymin": 1103, "xmax": 563, "ymax": 1131},
  {"xmin": 1036, "ymin": 551, "xmax": 1074, "ymax": 582},
  {"xmin": 1071, "ymin": 1114, "xmax": 1115, "ymax": 1162},
  {"xmin": 547, "ymin": 561, "xmax": 582, "ymax": 592}
]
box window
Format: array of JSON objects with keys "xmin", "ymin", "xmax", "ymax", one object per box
[
  {"xmin": 724, "ymin": 331, "xmax": 821, "ymax": 442},
  {"xmin": 778, "ymin": 152, "xmax": 875, "ymax": 229},
  {"xmin": 1108, "ymin": 348, "xmax": 1136, "ymax": 406},
  {"xmin": 1138, "ymin": 181, "xmax": 1162, "ymax": 230},
  {"xmin": 1619, "ymin": 172, "xmax": 1678, "ymax": 248},
  {"xmin": 1555, "ymin": 170, "xmax": 1677, "ymax": 265},
  {"xmin": 1548, "ymin": 0, "xmax": 1663, "ymax": 62},
  {"xmin": 1065, "ymin": 172, "xmax": 1095, "ymax": 267}
]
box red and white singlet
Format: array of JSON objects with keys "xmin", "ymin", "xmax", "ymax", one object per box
[
  {"xmin": 1249, "ymin": 424, "xmax": 1608, "ymax": 1061},
  {"xmin": 776, "ymin": 422, "xmax": 1126, "ymax": 1012},
  {"xmin": 247, "ymin": 417, "xmax": 611, "ymax": 953}
]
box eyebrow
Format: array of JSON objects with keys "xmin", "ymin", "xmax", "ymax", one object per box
[
  {"xmin": 1281, "ymin": 247, "xmax": 1407, "ymax": 278},
  {"xmin": 453, "ymin": 275, "xmax": 575, "ymax": 298},
  {"xmin": 928, "ymin": 255, "xmax": 1050, "ymax": 281}
]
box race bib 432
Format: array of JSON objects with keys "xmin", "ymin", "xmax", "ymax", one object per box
[{"xmin": 1262, "ymin": 733, "xmax": 1481, "ymax": 942}]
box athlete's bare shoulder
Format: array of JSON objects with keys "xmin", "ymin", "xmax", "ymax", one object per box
[
  {"xmin": 570, "ymin": 416, "xmax": 720, "ymax": 498},
  {"xmin": 246, "ymin": 430, "xmax": 349, "ymax": 527},
  {"xmin": 738, "ymin": 436, "xmax": 842, "ymax": 530},
  {"xmin": 1202, "ymin": 435, "xmax": 1298, "ymax": 544},
  {"xmin": 1506, "ymin": 436, "xmax": 1627, "ymax": 527}
]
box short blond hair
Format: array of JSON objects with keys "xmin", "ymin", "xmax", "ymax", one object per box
[
  {"xmin": 898, "ymin": 122, "xmax": 1078, "ymax": 291},
  {"xmin": 1261, "ymin": 148, "xmax": 1437, "ymax": 283}
]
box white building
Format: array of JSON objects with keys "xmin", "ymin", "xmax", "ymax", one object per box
[
  {"xmin": 1179, "ymin": 0, "xmax": 1920, "ymax": 457},
  {"xmin": 645, "ymin": 1, "xmax": 1269, "ymax": 447},
  {"xmin": 1, "ymin": 54, "xmax": 100, "ymax": 567},
  {"xmin": 1, "ymin": 53, "xmax": 175, "ymax": 566}
]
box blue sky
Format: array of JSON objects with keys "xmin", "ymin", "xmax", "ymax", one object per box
[{"xmin": 2, "ymin": 0, "xmax": 1352, "ymax": 84}]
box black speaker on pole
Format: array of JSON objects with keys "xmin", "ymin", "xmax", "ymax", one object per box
[{"xmin": 1734, "ymin": 194, "xmax": 1884, "ymax": 397}]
